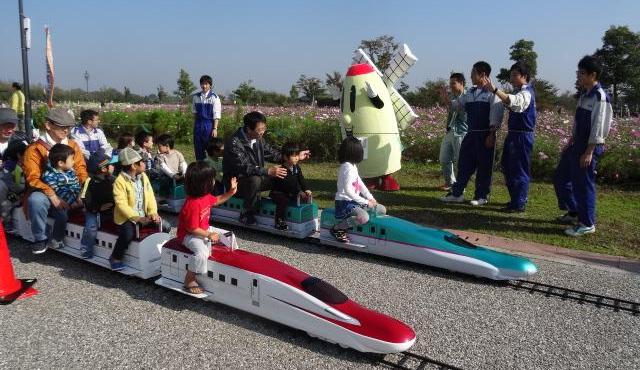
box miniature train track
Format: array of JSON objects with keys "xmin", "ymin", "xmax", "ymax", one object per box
[
  {"xmin": 375, "ymin": 351, "xmax": 464, "ymax": 370},
  {"xmin": 507, "ymin": 279, "xmax": 640, "ymax": 315}
]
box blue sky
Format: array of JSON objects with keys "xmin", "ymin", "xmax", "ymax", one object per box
[{"xmin": 1, "ymin": 0, "xmax": 638, "ymax": 96}]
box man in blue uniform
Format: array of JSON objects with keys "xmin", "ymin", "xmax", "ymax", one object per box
[
  {"xmin": 441, "ymin": 61, "xmax": 504, "ymax": 206},
  {"xmin": 483, "ymin": 61, "xmax": 536, "ymax": 212},
  {"xmin": 192, "ymin": 75, "xmax": 221, "ymax": 160},
  {"xmin": 554, "ymin": 56, "xmax": 612, "ymax": 236}
]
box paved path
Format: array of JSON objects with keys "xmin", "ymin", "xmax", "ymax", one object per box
[{"xmin": 2, "ymin": 223, "xmax": 639, "ymax": 369}]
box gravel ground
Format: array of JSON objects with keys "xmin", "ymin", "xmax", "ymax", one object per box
[{"xmin": 2, "ymin": 219, "xmax": 639, "ymax": 370}]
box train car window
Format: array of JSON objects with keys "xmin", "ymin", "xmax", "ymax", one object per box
[
  {"xmin": 301, "ymin": 276, "xmax": 348, "ymax": 304},
  {"xmin": 207, "ymin": 271, "xmax": 213, "ymax": 278},
  {"xmin": 108, "ymin": 242, "xmax": 113, "ymax": 249},
  {"xmin": 269, "ymin": 210, "xmax": 274, "ymax": 216},
  {"xmin": 356, "ymin": 226, "xmax": 362, "ymax": 232},
  {"xmin": 231, "ymin": 278, "xmax": 238, "ymax": 286},
  {"xmin": 381, "ymin": 229, "xmax": 386, "ymax": 236},
  {"xmin": 370, "ymin": 227, "xmax": 376, "ymax": 234},
  {"xmin": 444, "ymin": 235, "xmax": 478, "ymax": 249},
  {"xmin": 172, "ymin": 254, "xmax": 177, "ymax": 263},
  {"xmin": 219, "ymin": 274, "xmax": 226, "ymax": 282},
  {"xmin": 287, "ymin": 211, "xmax": 291, "ymax": 217}
]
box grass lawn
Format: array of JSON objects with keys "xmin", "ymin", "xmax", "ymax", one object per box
[{"xmin": 176, "ymin": 143, "xmax": 639, "ymax": 258}]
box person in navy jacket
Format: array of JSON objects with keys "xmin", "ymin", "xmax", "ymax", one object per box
[
  {"xmin": 482, "ymin": 61, "xmax": 536, "ymax": 213},
  {"xmin": 553, "ymin": 56, "xmax": 612, "ymax": 236},
  {"xmin": 192, "ymin": 75, "xmax": 221, "ymax": 160}
]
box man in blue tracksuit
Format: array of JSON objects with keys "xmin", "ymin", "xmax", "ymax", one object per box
[
  {"xmin": 192, "ymin": 75, "xmax": 221, "ymax": 160},
  {"xmin": 441, "ymin": 61, "xmax": 504, "ymax": 206},
  {"xmin": 484, "ymin": 61, "xmax": 536, "ymax": 212},
  {"xmin": 554, "ymin": 56, "xmax": 612, "ymax": 237}
]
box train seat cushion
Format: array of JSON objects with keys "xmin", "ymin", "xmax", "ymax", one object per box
[{"xmin": 98, "ymin": 219, "xmax": 163, "ymax": 241}]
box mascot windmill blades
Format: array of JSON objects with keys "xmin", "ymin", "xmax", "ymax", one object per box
[{"xmin": 334, "ymin": 44, "xmax": 418, "ymax": 191}]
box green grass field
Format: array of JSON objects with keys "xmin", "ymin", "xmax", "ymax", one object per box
[{"xmin": 176, "ymin": 143, "xmax": 639, "ymax": 258}]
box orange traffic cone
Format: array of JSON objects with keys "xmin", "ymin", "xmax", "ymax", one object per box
[{"xmin": 0, "ymin": 219, "xmax": 37, "ymax": 304}]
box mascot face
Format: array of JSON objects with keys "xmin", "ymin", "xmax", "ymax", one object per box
[{"xmin": 341, "ymin": 64, "xmax": 398, "ymax": 136}]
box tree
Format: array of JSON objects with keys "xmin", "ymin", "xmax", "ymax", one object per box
[
  {"xmin": 325, "ymin": 71, "xmax": 343, "ymax": 91},
  {"xmin": 174, "ymin": 68, "xmax": 196, "ymax": 104},
  {"xmin": 497, "ymin": 39, "xmax": 538, "ymax": 84},
  {"xmin": 593, "ymin": 26, "xmax": 640, "ymax": 110},
  {"xmin": 123, "ymin": 86, "xmax": 131, "ymax": 101},
  {"xmin": 233, "ymin": 80, "xmax": 257, "ymax": 104},
  {"xmin": 532, "ymin": 79, "xmax": 559, "ymax": 111},
  {"xmin": 157, "ymin": 85, "xmax": 167, "ymax": 103},
  {"xmin": 296, "ymin": 75, "xmax": 324, "ymax": 105},
  {"xmin": 356, "ymin": 35, "xmax": 399, "ymax": 70},
  {"xmin": 404, "ymin": 79, "xmax": 447, "ymax": 108},
  {"xmin": 289, "ymin": 85, "xmax": 299, "ymax": 101}
]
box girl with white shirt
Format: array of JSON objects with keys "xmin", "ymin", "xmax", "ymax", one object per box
[{"xmin": 331, "ymin": 136, "xmax": 386, "ymax": 243}]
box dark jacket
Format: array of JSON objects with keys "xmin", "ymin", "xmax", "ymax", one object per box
[
  {"xmin": 84, "ymin": 174, "xmax": 115, "ymax": 213},
  {"xmin": 223, "ymin": 127, "xmax": 282, "ymax": 178},
  {"xmin": 271, "ymin": 164, "xmax": 308, "ymax": 197}
]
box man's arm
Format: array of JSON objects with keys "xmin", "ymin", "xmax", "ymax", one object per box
[
  {"xmin": 23, "ymin": 145, "xmax": 55, "ymax": 196},
  {"xmin": 262, "ymin": 140, "xmax": 282, "ymax": 164},
  {"xmin": 98, "ymin": 129, "xmax": 114, "ymax": 156}
]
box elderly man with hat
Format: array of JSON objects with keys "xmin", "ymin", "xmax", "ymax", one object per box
[{"xmin": 24, "ymin": 108, "xmax": 88, "ymax": 254}]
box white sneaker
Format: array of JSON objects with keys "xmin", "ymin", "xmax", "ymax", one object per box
[
  {"xmin": 46, "ymin": 239, "xmax": 64, "ymax": 250},
  {"xmin": 565, "ymin": 224, "xmax": 596, "ymax": 237},
  {"xmin": 470, "ymin": 198, "xmax": 488, "ymax": 206},
  {"xmin": 441, "ymin": 193, "xmax": 464, "ymax": 203}
]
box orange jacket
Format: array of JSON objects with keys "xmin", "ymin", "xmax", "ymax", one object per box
[{"xmin": 23, "ymin": 139, "xmax": 88, "ymax": 197}]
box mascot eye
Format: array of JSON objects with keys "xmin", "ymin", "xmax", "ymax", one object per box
[{"xmin": 349, "ymin": 86, "xmax": 356, "ymax": 113}]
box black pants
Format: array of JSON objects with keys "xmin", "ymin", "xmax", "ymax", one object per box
[
  {"xmin": 111, "ymin": 220, "xmax": 170, "ymax": 260},
  {"xmin": 270, "ymin": 191, "xmax": 292, "ymax": 222},
  {"xmin": 233, "ymin": 175, "xmax": 274, "ymax": 215}
]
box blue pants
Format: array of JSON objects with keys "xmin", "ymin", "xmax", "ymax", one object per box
[
  {"xmin": 451, "ymin": 132, "xmax": 495, "ymax": 200},
  {"xmin": 553, "ymin": 145, "xmax": 602, "ymax": 227},
  {"xmin": 80, "ymin": 211, "xmax": 113, "ymax": 258},
  {"xmin": 194, "ymin": 118, "xmax": 212, "ymax": 160},
  {"xmin": 28, "ymin": 191, "xmax": 52, "ymax": 242},
  {"xmin": 501, "ymin": 132, "xmax": 534, "ymax": 209}
]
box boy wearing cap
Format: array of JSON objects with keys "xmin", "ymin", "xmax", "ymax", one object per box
[
  {"xmin": 110, "ymin": 147, "xmax": 170, "ymax": 271},
  {"xmin": 79, "ymin": 150, "xmax": 117, "ymax": 259},
  {"xmin": 192, "ymin": 75, "xmax": 221, "ymax": 160},
  {"xmin": 71, "ymin": 109, "xmax": 113, "ymax": 160},
  {"xmin": 24, "ymin": 108, "xmax": 87, "ymax": 254}
]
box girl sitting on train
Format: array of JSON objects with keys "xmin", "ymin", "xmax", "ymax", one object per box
[
  {"xmin": 270, "ymin": 142, "xmax": 312, "ymax": 231},
  {"xmin": 330, "ymin": 136, "xmax": 386, "ymax": 243},
  {"xmin": 177, "ymin": 161, "xmax": 237, "ymax": 294}
]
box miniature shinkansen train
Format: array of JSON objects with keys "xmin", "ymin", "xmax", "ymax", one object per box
[
  {"xmin": 9, "ymin": 207, "xmax": 416, "ymax": 353},
  {"xmin": 209, "ymin": 196, "xmax": 538, "ymax": 281}
]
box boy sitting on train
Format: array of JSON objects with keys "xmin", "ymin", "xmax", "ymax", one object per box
[
  {"xmin": 112, "ymin": 132, "xmax": 134, "ymax": 176},
  {"xmin": 41, "ymin": 143, "xmax": 83, "ymax": 250},
  {"xmin": 269, "ymin": 142, "xmax": 312, "ymax": 231},
  {"xmin": 204, "ymin": 137, "xmax": 224, "ymax": 194},
  {"xmin": 0, "ymin": 139, "xmax": 27, "ymax": 231},
  {"xmin": 110, "ymin": 147, "xmax": 171, "ymax": 271},
  {"xmin": 155, "ymin": 134, "xmax": 187, "ymax": 180},
  {"xmin": 330, "ymin": 136, "xmax": 386, "ymax": 243},
  {"xmin": 177, "ymin": 161, "xmax": 237, "ymax": 294},
  {"xmin": 133, "ymin": 130, "xmax": 156, "ymax": 177},
  {"xmin": 79, "ymin": 150, "xmax": 117, "ymax": 259}
]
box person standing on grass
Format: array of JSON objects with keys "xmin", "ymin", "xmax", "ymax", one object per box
[
  {"xmin": 481, "ymin": 61, "xmax": 536, "ymax": 213},
  {"xmin": 553, "ymin": 55, "xmax": 612, "ymax": 237},
  {"xmin": 438, "ymin": 73, "xmax": 468, "ymax": 191},
  {"xmin": 9, "ymin": 83, "xmax": 25, "ymax": 132},
  {"xmin": 440, "ymin": 61, "xmax": 504, "ymax": 206},
  {"xmin": 192, "ymin": 75, "xmax": 222, "ymax": 160}
]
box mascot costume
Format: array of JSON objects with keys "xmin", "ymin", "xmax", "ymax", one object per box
[{"xmin": 337, "ymin": 44, "xmax": 418, "ymax": 191}]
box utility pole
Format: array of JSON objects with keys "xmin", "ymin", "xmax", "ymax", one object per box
[
  {"xmin": 18, "ymin": 0, "xmax": 33, "ymax": 139},
  {"xmin": 84, "ymin": 70, "xmax": 90, "ymax": 94}
]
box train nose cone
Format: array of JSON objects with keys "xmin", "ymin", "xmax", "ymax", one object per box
[{"xmin": 524, "ymin": 261, "xmax": 538, "ymax": 276}]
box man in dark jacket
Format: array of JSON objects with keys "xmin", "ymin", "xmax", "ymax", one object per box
[{"xmin": 223, "ymin": 111, "xmax": 310, "ymax": 225}]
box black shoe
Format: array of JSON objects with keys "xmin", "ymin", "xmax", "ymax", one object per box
[
  {"xmin": 503, "ymin": 206, "xmax": 526, "ymax": 213},
  {"xmin": 240, "ymin": 213, "xmax": 257, "ymax": 226},
  {"xmin": 274, "ymin": 219, "xmax": 288, "ymax": 231},
  {"xmin": 330, "ymin": 227, "xmax": 349, "ymax": 243}
]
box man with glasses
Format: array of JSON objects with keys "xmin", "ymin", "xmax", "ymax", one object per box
[
  {"xmin": 23, "ymin": 108, "xmax": 88, "ymax": 254},
  {"xmin": 223, "ymin": 111, "xmax": 310, "ymax": 225}
]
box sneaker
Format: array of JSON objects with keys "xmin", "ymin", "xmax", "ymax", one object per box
[
  {"xmin": 565, "ymin": 223, "xmax": 596, "ymax": 237},
  {"xmin": 470, "ymin": 198, "xmax": 488, "ymax": 206},
  {"xmin": 31, "ymin": 240, "xmax": 48, "ymax": 255},
  {"xmin": 80, "ymin": 247, "xmax": 93, "ymax": 259},
  {"xmin": 240, "ymin": 213, "xmax": 257, "ymax": 226},
  {"xmin": 274, "ymin": 219, "xmax": 288, "ymax": 231},
  {"xmin": 46, "ymin": 239, "xmax": 64, "ymax": 250},
  {"xmin": 109, "ymin": 259, "xmax": 126, "ymax": 271},
  {"xmin": 441, "ymin": 193, "xmax": 464, "ymax": 203},
  {"xmin": 556, "ymin": 212, "xmax": 578, "ymax": 224},
  {"xmin": 330, "ymin": 227, "xmax": 349, "ymax": 243}
]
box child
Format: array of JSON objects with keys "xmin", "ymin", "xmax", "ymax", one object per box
[
  {"xmin": 155, "ymin": 134, "xmax": 187, "ymax": 180},
  {"xmin": 134, "ymin": 130, "xmax": 155, "ymax": 173},
  {"xmin": 270, "ymin": 142, "xmax": 312, "ymax": 231},
  {"xmin": 0, "ymin": 140, "xmax": 27, "ymax": 230},
  {"xmin": 71, "ymin": 109, "xmax": 113, "ymax": 160},
  {"xmin": 79, "ymin": 151, "xmax": 117, "ymax": 259},
  {"xmin": 42, "ymin": 143, "xmax": 83, "ymax": 250},
  {"xmin": 331, "ymin": 136, "xmax": 386, "ymax": 243},
  {"xmin": 112, "ymin": 132, "xmax": 134, "ymax": 176},
  {"xmin": 177, "ymin": 161, "xmax": 237, "ymax": 294},
  {"xmin": 204, "ymin": 137, "xmax": 224, "ymax": 194},
  {"xmin": 110, "ymin": 147, "xmax": 171, "ymax": 271}
]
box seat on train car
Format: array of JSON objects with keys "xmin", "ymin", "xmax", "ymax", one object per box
[{"xmin": 98, "ymin": 219, "xmax": 163, "ymax": 241}]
